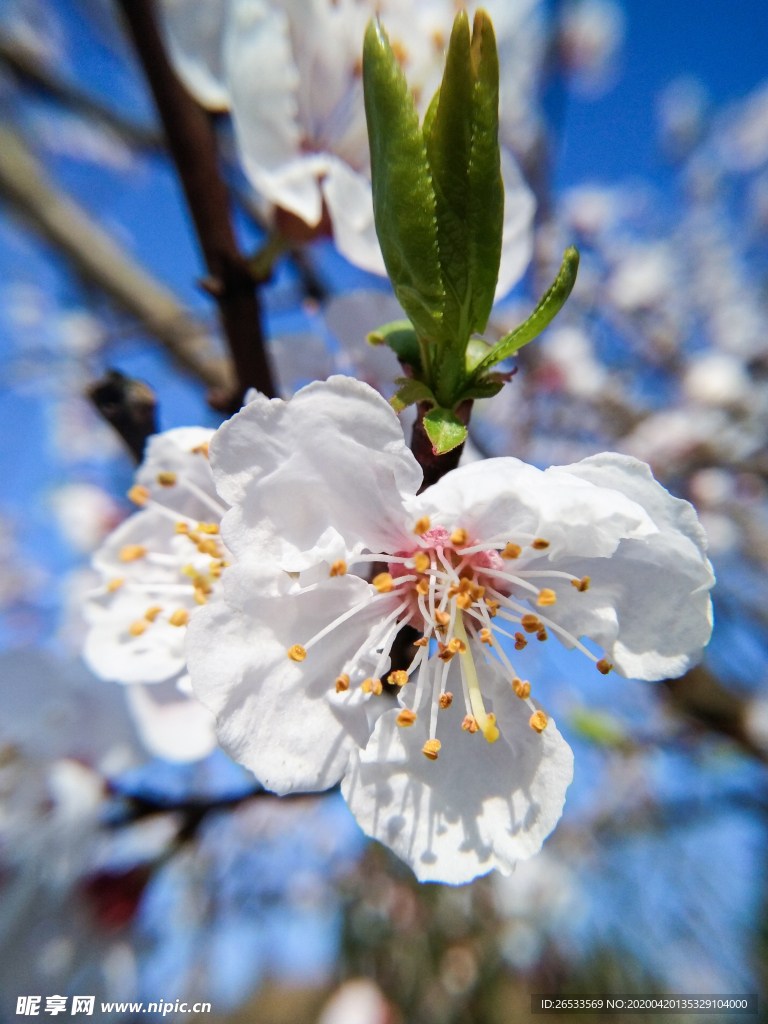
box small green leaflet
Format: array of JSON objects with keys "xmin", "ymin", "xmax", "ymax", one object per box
[{"xmin": 423, "ymin": 407, "xmax": 468, "ymax": 455}]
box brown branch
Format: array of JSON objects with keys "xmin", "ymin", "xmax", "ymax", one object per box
[
  {"xmin": 0, "ymin": 36, "xmax": 163, "ymax": 150},
  {"xmin": 87, "ymin": 370, "xmax": 158, "ymax": 462},
  {"xmin": 0, "ymin": 123, "xmax": 232, "ymax": 390},
  {"xmin": 115, "ymin": 0, "xmax": 276, "ymax": 410},
  {"xmin": 661, "ymin": 664, "xmax": 768, "ymax": 766}
]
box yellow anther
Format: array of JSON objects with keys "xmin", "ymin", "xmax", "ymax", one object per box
[
  {"xmin": 462, "ymin": 715, "xmax": 479, "ymax": 733},
  {"xmin": 197, "ymin": 539, "xmax": 219, "ymax": 556},
  {"xmin": 480, "ymin": 628, "xmax": 493, "ymax": 645},
  {"xmin": 450, "ymin": 528, "xmax": 468, "ymax": 547},
  {"xmin": 107, "ymin": 578, "xmax": 124, "ymax": 593},
  {"xmin": 481, "ymin": 712, "xmax": 500, "ymax": 743},
  {"xmin": 373, "ymin": 572, "xmax": 394, "ymax": 593},
  {"xmin": 432, "ymin": 28, "xmax": 445, "ymax": 50},
  {"xmin": 361, "ymin": 677, "xmax": 383, "ymax": 695},
  {"xmin": 157, "ymin": 472, "xmax": 177, "ymax": 487},
  {"xmin": 435, "ymin": 610, "xmax": 450, "ymax": 626},
  {"xmin": 512, "ymin": 678, "xmax": 531, "ymax": 699},
  {"xmin": 537, "ymin": 628, "xmax": 548, "ymax": 642},
  {"xmin": 397, "ymin": 709, "xmax": 417, "ymax": 727},
  {"xmin": 287, "ymin": 644, "xmax": 307, "ymax": 662},
  {"xmin": 128, "ymin": 620, "xmax": 147, "ymax": 637},
  {"xmin": 335, "ymin": 674, "xmax": 350, "ymax": 693},
  {"xmin": 119, "ymin": 545, "xmax": 146, "ymax": 562},
  {"xmin": 127, "ymin": 485, "xmax": 149, "ymax": 506},
  {"xmin": 413, "ymin": 516, "xmax": 431, "ymax": 536},
  {"xmin": 422, "ymin": 739, "xmax": 441, "ymax": 760},
  {"xmin": 458, "ymin": 578, "xmax": 472, "ymax": 593},
  {"xmin": 181, "ymin": 564, "xmax": 198, "ymax": 578},
  {"xmin": 416, "ymin": 579, "xmax": 430, "ymax": 596},
  {"xmin": 144, "ymin": 605, "xmax": 162, "ymax": 622},
  {"xmin": 502, "ymin": 542, "xmax": 521, "ymax": 559},
  {"xmin": 537, "ymin": 588, "xmax": 557, "ymax": 606},
  {"xmin": 388, "ymin": 670, "xmax": 408, "ymax": 687},
  {"xmin": 329, "ymin": 559, "xmax": 347, "ymax": 577},
  {"xmin": 176, "ymin": 522, "xmax": 190, "ymax": 534},
  {"xmin": 447, "ymin": 586, "xmax": 459, "ymax": 599},
  {"xmin": 197, "ymin": 522, "xmax": 220, "ymax": 535},
  {"xmin": 438, "ymin": 645, "xmax": 455, "ymax": 662},
  {"xmin": 191, "ymin": 442, "xmax": 209, "ymax": 457},
  {"xmin": 169, "ymin": 609, "xmax": 189, "ymax": 627},
  {"xmin": 529, "ymin": 710, "xmax": 548, "ymax": 733},
  {"xmin": 194, "ymin": 591, "xmax": 208, "ymax": 605},
  {"xmin": 209, "ymin": 561, "xmax": 223, "ymax": 578},
  {"xmin": 414, "ymin": 637, "xmax": 429, "ymax": 647},
  {"xmin": 514, "ymin": 632, "xmax": 528, "ymax": 650},
  {"xmin": 596, "ymin": 659, "xmax": 613, "ymax": 675},
  {"xmin": 470, "ymin": 583, "xmax": 485, "ymax": 601},
  {"xmin": 447, "ymin": 638, "xmax": 466, "ymax": 654},
  {"xmin": 485, "ymin": 599, "xmax": 499, "ymax": 617},
  {"xmin": 521, "ymin": 613, "xmax": 540, "ymax": 633},
  {"xmin": 439, "ymin": 692, "xmax": 453, "ymax": 709},
  {"xmin": 571, "ymin": 575, "xmax": 591, "ymax": 592},
  {"xmin": 532, "ymin": 538, "xmax": 550, "ymax": 550},
  {"xmin": 456, "ymin": 592, "xmax": 473, "ymax": 610},
  {"xmin": 413, "ymin": 551, "xmax": 430, "ymax": 573}
]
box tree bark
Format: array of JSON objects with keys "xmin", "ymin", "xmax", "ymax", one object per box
[{"xmin": 116, "ymin": 0, "xmax": 276, "ymax": 409}]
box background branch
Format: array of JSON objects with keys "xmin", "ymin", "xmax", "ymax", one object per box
[
  {"xmin": 116, "ymin": 0, "xmax": 276, "ymax": 410},
  {"xmin": 0, "ymin": 124, "xmax": 233, "ymax": 391}
]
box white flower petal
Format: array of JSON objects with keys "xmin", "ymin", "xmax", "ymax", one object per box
[
  {"xmin": 545, "ymin": 453, "xmax": 715, "ymax": 679},
  {"xmin": 210, "ymin": 377, "xmax": 422, "ymax": 571},
  {"xmin": 322, "ymin": 159, "xmax": 387, "ymax": 275},
  {"xmin": 416, "ymin": 456, "xmax": 657, "ymax": 561},
  {"xmin": 495, "ymin": 149, "xmax": 536, "ymax": 301},
  {"xmin": 159, "ymin": 0, "xmax": 232, "ymax": 111},
  {"xmin": 344, "ymin": 659, "xmax": 573, "ymax": 884},
  {"xmin": 125, "ymin": 683, "xmax": 218, "ymax": 763},
  {"xmin": 225, "ymin": 0, "xmax": 302, "ymax": 173},
  {"xmin": 186, "ymin": 568, "xmax": 399, "ymax": 794}
]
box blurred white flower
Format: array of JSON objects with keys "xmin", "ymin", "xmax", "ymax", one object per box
[
  {"xmin": 718, "ymin": 81, "xmax": 768, "ymax": 172},
  {"xmin": 607, "ymin": 244, "xmax": 676, "ymax": 313},
  {"xmin": 683, "ymin": 352, "xmax": 752, "ymax": 409},
  {"xmin": 317, "ymin": 979, "xmax": 391, "ymax": 1024},
  {"xmin": 51, "ymin": 483, "xmax": 123, "ymax": 554},
  {"xmin": 83, "ymin": 427, "xmax": 224, "ymax": 763},
  {"xmin": 558, "ymin": 0, "xmax": 625, "ymax": 97},
  {"xmin": 84, "ymin": 427, "xmax": 225, "ymax": 686},
  {"xmin": 540, "ymin": 325, "xmax": 609, "ymax": 400}
]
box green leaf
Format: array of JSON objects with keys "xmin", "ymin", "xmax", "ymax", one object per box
[
  {"xmin": 467, "ymin": 10, "xmax": 504, "ymax": 335},
  {"xmin": 424, "ymin": 11, "xmax": 473, "ymax": 340},
  {"xmin": 366, "ymin": 319, "xmax": 422, "ymax": 372},
  {"xmin": 423, "ymin": 406, "xmax": 468, "ymax": 454},
  {"xmin": 390, "ymin": 378, "xmax": 436, "ymax": 412},
  {"xmin": 424, "ymin": 10, "xmax": 503, "ymax": 347},
  {"xmin": 456, "ymin": 374, "xmax": 505, "ymax": 402},
  {"xmin": 474, "ymin": 247, "xmax": 580, "ymax": 372},
  {"xmin": 363, "ymin": 21, "xmax": 445, "ymax": 341},
  {"xmin": 569, "ymin": 708, "xmax": 628, "ymax": 749}
]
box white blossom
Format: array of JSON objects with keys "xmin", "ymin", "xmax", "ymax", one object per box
[
  {"xmin": 187, "ymin": 377, "xmax": 715, "ymax": 881},
  {"xmin": 83, "ymin": 427, "xmax": 223, "ymax": 762},
  {"xmin": 159, "ymin": 0, "xmax": 536, "ymax": 296}
]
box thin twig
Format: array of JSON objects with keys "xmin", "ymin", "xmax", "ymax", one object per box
[
  {"xmin": 0, "ymin": 35, "xmax": 163, "ymax": 150},
  {"xmin": 115, "ymin": 0, "xmax": 276, "ymax": 410},
  {"xmin": 0, "ymin": 123, "xmax": 232, "ymax": 390}
]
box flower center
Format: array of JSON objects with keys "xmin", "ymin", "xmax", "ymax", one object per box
[{"xmin": 287, "ymin": 516, "xmax": 612, "ymax": 760}]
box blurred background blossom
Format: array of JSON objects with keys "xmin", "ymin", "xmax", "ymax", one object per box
[{"xmin": 0, "ymin": 0, "xmax": 767, "ymax": 1020}]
